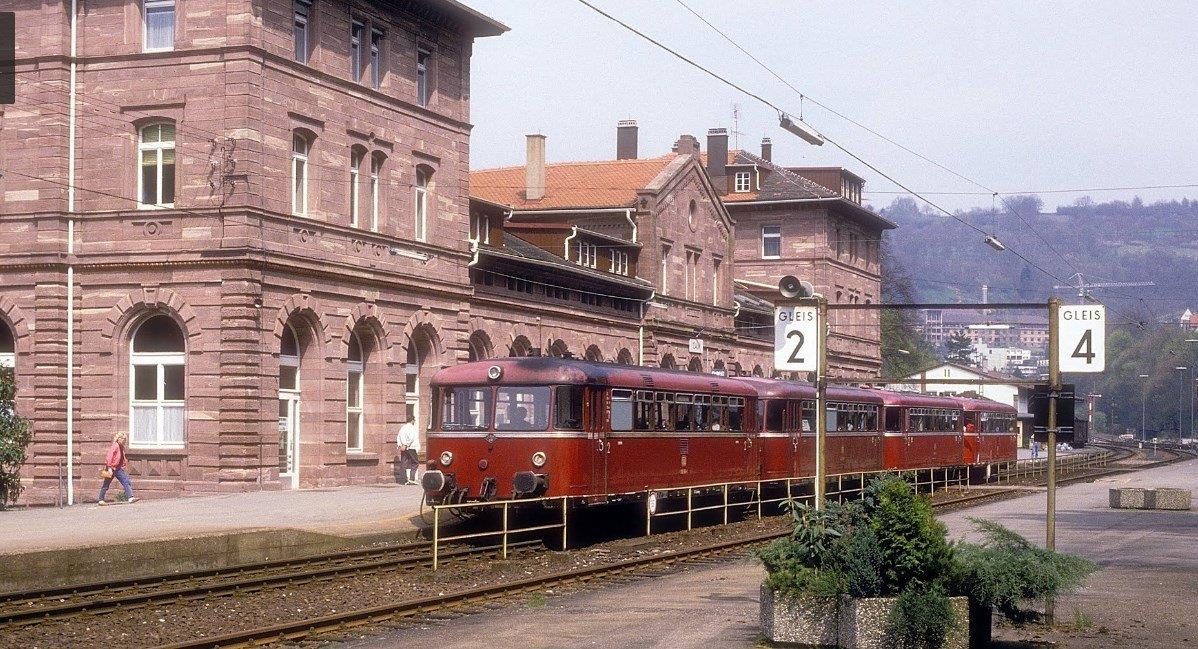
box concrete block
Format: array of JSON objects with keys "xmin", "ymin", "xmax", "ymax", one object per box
[
  {"xmin": 839, "ymin": 596, "xmax": 968, "ymax": 649},
  {"xmin": 1109, "ymin": 487, "xmax": 1149, "ymax": 509},
  {"xmin": 1153, "ymin": 488, "xmax": 1193, "ymax": 510},
  {"xmin": 760, "ymin": 586, "xmax": 840, "ymax": 647}
]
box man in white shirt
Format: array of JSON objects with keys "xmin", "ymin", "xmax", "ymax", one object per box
[{"xmin": 397, "ymin": 421, "xmax": 420, "ymax": 485}]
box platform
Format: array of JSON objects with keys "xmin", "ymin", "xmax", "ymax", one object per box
[
  {"xmin": 349, "ymin": 456, "xmax": 1198, "ymax": 649},
  {"xmin": 0, "ymin": 483, "xmax": 429, "ymax": 592}
]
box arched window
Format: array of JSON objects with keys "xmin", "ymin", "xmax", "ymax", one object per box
[
  {"xmin": 139, "ymin": 122, "xmax": 176, "ymax": 208},
  {"xmin": 752, "ymin": 364, "xmax": 764, "ymax": 378},
  {"xmin": 414, "ymin": 165, "xmax": 433, "ymax": 241},
  {"xmin": 687, "ymin": 357, "xmax": 703, "ymax": 373},
  {"xmin": 0, "ymin": 320, "xmax": 14, "ymax": 369},
  {"xmin": 584, "ymin": 345, "xmax": 603, "ymax": 362},
  {"xmin": 130, "ymin": 314, "xmax": 186, "ymax": 448},
  {"xmin": 712, "ymin": 359, "xmax": 726, "ymax": 376},
  {"xmin": 370, "ymin": 152, "xmax": 385, "ymax": 231},
  {"xmin": 349, "ymin": 146, "xmax": 365, "ymax": 227},
  {"xmin": 292, "ymin": 131, "xmax": 312, "ymax": 217},
  {"xmin": 660, "ymin": 354, "xmax": 676, "ymax": 370},
  {"xmin": 509, "ymin": 336, "xmax": 532, "ymax": 357},
  {"xmin": 548, "ymin": 340, "xmax": 569, "ymax": 358},
  {"xmin": 616, "ymin": 348, "xmax": 634, "ymax": 366},
  {"xmin": 467, "ymin": 332, "xmax": 491, "ymax": 362},
  {"xmin": 347, "ymin": 331, "xmax": 365, "ymax": 451}
]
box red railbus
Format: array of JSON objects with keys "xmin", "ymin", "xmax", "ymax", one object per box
[
  {"xmin": 422, "ymin": 358, "xmax": 757, "ymax": 504},
  {"xmin": 958, "ymin": 397, "xmax": 1018, "ymax": 464},
  {"xmin": 880, "ymin": 392, "xmax": 965, "ymax": 469}
]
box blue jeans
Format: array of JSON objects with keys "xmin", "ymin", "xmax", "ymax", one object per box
[{"xmin": 98, "ymin": 468, "xmax": 134, "ymax": 501}]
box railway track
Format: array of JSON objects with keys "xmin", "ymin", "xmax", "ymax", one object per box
[
  {"xmin": 4, "ymin": 442, "xmax": 1190, "ymax": 648},
  {"xmin": 0, "ymin": 538, "xmax": 539, "ymax": 627}
]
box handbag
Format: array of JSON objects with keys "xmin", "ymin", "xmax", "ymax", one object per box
[{"xmin": 100, "ymin": 467, "xmax": 114, "ymax": 480}]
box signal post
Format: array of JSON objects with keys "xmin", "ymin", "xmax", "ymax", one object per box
[{"xmin": 773, "ymin": 276, "xmax": 828, "ymax": 509}]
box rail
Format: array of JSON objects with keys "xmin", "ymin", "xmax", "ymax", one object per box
[{"xmin": 430, "ymin": 448, "xmax": 1115, "ymax": 569}]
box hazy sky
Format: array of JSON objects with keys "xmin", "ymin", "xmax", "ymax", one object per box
[{"xmin": 466, "ymin": 1, "xmax": 1198, "ymax": 212}]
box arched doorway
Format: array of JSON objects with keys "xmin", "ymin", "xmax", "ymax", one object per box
[
  {"xmin": 660, "ymin": 354, "xmax": 677, "ymax": 370},
  {"xmin": 687, "ymin": 356, "xmax": 703, "ymax": 373},
  {"xmin": 584, "ymin": 345, "xmax": 603, "ymax": 362},
  {"xmin": 548, "ymin": 339, "xmax": 569, "ymax": 358},
  {"xmin": 712, "ymin": 359, "xmax": 726, "ymax": 377},
  {"xmin": 404, "ymin": 325, "xmax": 438, "ymax": 446},
  {"xmin": 467, "ymin": 331, "xmax": 492, "ymax": 362},
  {"xmin": 278, "ymin": 323, "xmax": 301, "ymax": 487},
  {"xmin": 616, "ymin": 348, "xmax": 634, "ymax": 365},
  {"xmin": 509, "ymin": 335, "xmax": 532, "ymax": 357}
]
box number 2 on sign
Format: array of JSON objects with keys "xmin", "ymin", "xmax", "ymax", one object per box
[
  {"xmin": 787, "ymin": 330, "xmax": 805, "ymax": 364},
  {"xmin": 1071, "ymin": 329, "xmax": 1095, "ymax": 364}
]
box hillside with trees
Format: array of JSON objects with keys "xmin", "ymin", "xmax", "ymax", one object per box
[{"xmin": 878, "ymin": 195, "xmax": 1198, "ymax": 437}]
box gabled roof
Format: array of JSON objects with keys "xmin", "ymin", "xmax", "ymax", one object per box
[
  {"xmin": 471, "ymin": 156, "xmax": 678, "ymax": 210},
  {"xmin": 897, "ymin": 360, "xmax": 1021, "ymax": 383},
  {"xmin": 714, "ymin": 150, "xmax": 836, "ymax": 203}
]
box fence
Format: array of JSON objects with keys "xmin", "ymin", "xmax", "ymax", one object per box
[{"xmin": 428, "ymin": 447, "xmax": 1113, "ymax": 570}]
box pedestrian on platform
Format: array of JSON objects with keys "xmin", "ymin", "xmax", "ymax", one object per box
[
  {"xmin": 98, "ymin": 431, "xmax": 137, "ymax": 505},
  {"xmin": 1031, "ymin": 439, "xmax": 1040, "ymax": 459},
  {"xmin": 397, "ymin": 421, "xmax": 420, "ymax": 485}
]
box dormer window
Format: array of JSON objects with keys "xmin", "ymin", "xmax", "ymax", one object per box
[
  {"xmin": 610, "ymin": 250, "xmax": 629, "ymax": 276},
  {"xmin": 574, "ymin": 241, "xmax": 598, "ymax": 269},
  {"xmin": 733, "ymin": 170, "xmax": 752, "ymax": 193}
]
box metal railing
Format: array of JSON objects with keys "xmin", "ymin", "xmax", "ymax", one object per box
[{"xmin": 428, "ymin": 447, "xmax": 1113, "ymax": 569}]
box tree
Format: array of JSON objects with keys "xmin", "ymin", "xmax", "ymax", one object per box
[
  {"xmin": 879, "ymin": 240, "xmax": 937, "ymax": 378},
  {"xmin": 0, "ymin": 368, "xmax": 32, "ymax": 508},
  {"xmin": 944, "ymin": 330, "xmax": 975, "ymax": 366}
]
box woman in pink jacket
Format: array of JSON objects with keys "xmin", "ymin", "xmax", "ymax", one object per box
[{"xmin": 98, "ymin": 431, "xmax": 137, "ymax": 505}]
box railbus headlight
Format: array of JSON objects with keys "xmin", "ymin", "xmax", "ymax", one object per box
[
  {"xmin": 440, "ymin": 450, "xmax": 454, "ymax": 466},
  {"xmin": 531, "ymin": 451, "xmax": 547, "ymax": 467}
]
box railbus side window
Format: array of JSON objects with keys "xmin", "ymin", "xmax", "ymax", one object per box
[
  {"xmin": 763, "ymin": 399, "xmax": 786, "ymax": 432},
  {"xmin": 674, "ymin": 394, "xmax": 694, "ymax": 431},
  {"xmin": 554, "ymin": 385, "xmax": 585, "ymax": 430},
  {"xmin": 801, "ymin": 400, "xmax": 816, "ymax": 432},
  {"xmin": 727, "ymin": 396, "xmax": 744, "ymax": 431},
  {"xmin": 885, "ymin": 407, "xmax": 900, "ymax": 432},
  {"xmin": 611, "ymin": 389, "xmax": 633, "ymax": 431},
  {"xmin": 440, "ymin": 387, "xmax": 491, "ymax": 430},
  {"xmin": 495, "ymin": 386, "xmax": 550, "ymax": 431}
]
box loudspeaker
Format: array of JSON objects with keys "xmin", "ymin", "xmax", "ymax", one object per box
[{"xmin": 778, "ymin": 275, "xmax": 814, "ymax": 299}]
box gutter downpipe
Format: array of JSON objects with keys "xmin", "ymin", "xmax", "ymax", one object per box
[
  {"xmin": 66, "ymin": 0, "xmax": 79, "ymax": 505},
  {"xmin": 563, "ymin": 225, "xmax": 578, "ymax": 259},
  {"xmin": 639, "ymin": 290, "xmax": 655, "ymax": 367},
  {"xmin": 624, "ymin": 208, "xmax": 636, "ymax": 243}
]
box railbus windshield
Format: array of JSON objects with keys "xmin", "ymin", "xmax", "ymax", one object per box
[{"xmin": 436, "ymin": 385, "xmax": 584, "ymax": 432}]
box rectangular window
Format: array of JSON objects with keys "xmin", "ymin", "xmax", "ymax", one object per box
[
  {"xmin": 346, "ymin": 368, "xmax": 363, "ymax": 451},
  {"xmin": 470, "ymin": 213, "xmax": 490, "ymax": 244},
  {"xmin": 292, "ymin": 135, "xmax": 309, "ymax": 217},
  {"xmin": 370, "ymin": 29, "xmax": 384, "ymax": 89},
  {"xmin": 350, "ymin": 21, "xmax": 364, "ymax": 81},
  {"xmin": 574, "ymin": 241, "xmax": 597, "ymax": 269},
  {"xmin": 761, "ymin": 225, "xmax": 781, "ymax": 259},
  {"xmin": 414, "ymin": 186, "xmax": 427, "ymax": 241},
  {"xmin": 416, "ymin": 47, "xmax": 431, "ymax": 106},
  {"xmin": 610, "ymin": 249, "xmax": 628, "ymax": 275},
  {"xmin": 349, "ymin": 157, "xmax": 359, "ymax": 227},
  {"xmin": 763, "ymin": 400, "xmax": 785, "ymax": 432},
  {"xmin": 495, "ymin": 386, "xmax": 550, "ymax": 431},
  {"xmin": 733, "ymin": 170, "xmax": 751, "ymax": 193},
  {"xmin": 554, "ymin": 385, "xmax": 585, "ymax": 431},
  {"xmin": 143, "ymin": 0, "xmax": 175, "ymax": 52},
  {"xmin": 293, "ymin": 0, "xmax": 312, "ymax": 63},
  {"xmin": 440, "ymin": 387, "xmax": 490, "ymax": 430},
  {"xmin": 369, "ymin": 157, "xmax": 380, "ymax": 231},
  {"xmin": 712, "ymin": 258, "xmax": 721, "ymax": 306},
  {"xmin": 611, "ymin": 389, "xmax": 634, "ymax": 431},
  {"xmin": 130, "ymin": 360, "xmax": 185, "ymax": 448},
  {"xmin": 660, "ymin": 245, "xmax": 670, "ymax": 295},
  {"xmin": 138, "ymin": 123, "xmax": 176, "ymax": 208}
]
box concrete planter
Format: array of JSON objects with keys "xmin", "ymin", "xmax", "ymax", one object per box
[
  {"xmin": 761, "ymin": 586, "xmax": 971, "ymax": 648},
  {"xmin": 1109, "ymin": 487, "xmax": 1193, "ymax": 510},
  {"xmin": 760, "ymin": 586, "xmax": 840, "ymax": 647},
  {"xmin": 1152, "ymin": 488, "xmax": 1192, "ymax": 510},
  {"xmin": 1109, "ymin": 487, "xmax": 1149, "ymax": 509}
]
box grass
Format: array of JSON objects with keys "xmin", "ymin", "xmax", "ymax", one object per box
[{"xmin": 526, "ymin": 593, "xmax": 548, "ymax": 608}]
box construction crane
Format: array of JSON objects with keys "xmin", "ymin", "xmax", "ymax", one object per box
[{"xmin": 1053, "ymin": 273, "xmax": 1155, "ymax": 300}]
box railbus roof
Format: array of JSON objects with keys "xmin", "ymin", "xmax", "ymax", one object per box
[{"xmin": 431, "ymin": 357, "xmax": 758, "ymax": 396}]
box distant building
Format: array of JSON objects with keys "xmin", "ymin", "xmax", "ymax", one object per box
[
  {"xmin": 972, "ymin": 341, "xmax": 1032, "ymax": 374},
  {"xmin": 886, "ymin": 361, "xmax": 1033, "ymax": 445},
  {"xmin": 1181, "ymin": 309, "xmax": 1198, "ymax": 331},
  {"xmin": 921, "ymin": 309, "xmax": 1049, "ymax": 350}
]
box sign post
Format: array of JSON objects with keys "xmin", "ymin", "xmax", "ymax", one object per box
[
  {"xmin": 1047, "ymin": 301, "xmax": 1105, "ymax": 622},
  {"xmin": 774, "ymin": 300, "xmax": 825, "ymax": 508}
]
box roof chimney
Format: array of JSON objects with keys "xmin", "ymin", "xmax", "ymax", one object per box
[
  {"xmin": 525, "ymin": 133, "xmax": 546, "ymax": 201},
  {"xmin": 760, "ymin": 137, "xmax": 772, "ymax": 162},
  {"xmin": 671, "ymin": 134, "xmax": 700, "ymax": 155},
  {"xmin": 616, "ymin": 120, "xmax": 638, "ymax": 160},
  {"xmin": 706, "ymin": 128, "xmax": 728, "ymax": 195}
]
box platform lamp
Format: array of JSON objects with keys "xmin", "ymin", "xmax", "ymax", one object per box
[{"xmin": 1139, "ymin": 374, "xmax": 1150, "ymax": 441}]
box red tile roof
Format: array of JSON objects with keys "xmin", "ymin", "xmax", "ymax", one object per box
[{"xmin": 470, "ymin": 155, "xmax": 678, "ymax": 210}]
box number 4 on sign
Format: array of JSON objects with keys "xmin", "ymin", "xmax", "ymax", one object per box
[{"xmin": 1058, "ymin": 305, "xmax": 1105, "ymax": 373}]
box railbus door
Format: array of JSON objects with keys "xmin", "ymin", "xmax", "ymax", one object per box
[{"xmin": 602, "ymin": 388, "xmax": 634, "ymax": 501}]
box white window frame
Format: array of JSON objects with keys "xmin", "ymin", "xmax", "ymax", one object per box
[
  {"xmin": 610, "ymin": 249, "xmax": 628, "ymax": 276},
  {"xmin": 347, "ymin": 342, "xmax": 364, "ymax": 453},
  {"xmin": 292, "ymin": 134, "xmax": 310, "ymax": 217},
  {"xmin": 733, "ymin": 170, "xmax": 751, "ymax": 193},
  {"xmin": 761, "ymin": 225, "xmax": 781, "ymax": 259},
  {"xmin": 471, "ymin": 213, "xmax": 490, "ymax": 245},
  {"xmin": 416, "ymin": 47, "xmax": 431, "ymax": 106},
  {"xmin": 660, "ymin": 245, "xmax": 670, "ymax": 295},
  {"xmin": 369, "ymin": 155, "xmax": 381, "ymax": 231},
  {"xmin": 574, "ymin": 241, "xmax": 598, "ymax": 269},
  {"xmin": 349, "ymin": 149, "xmax": 362, "ymax": 227},
  {"xmin": 404, "ymin": 344, "xmax": 420, "ymax": 427},
  {"xmin": 414, "ymin": 167, "xmax": 430, "ymax": 241},
  {"xmin": 142, "ymin": 0, "xmax": 175, "ymax": 53},
  {"xmin": 370, "ymin": 28, "xmax": 384, "ymax": 89},
  {"xmin": 129, "ymin": 324, "xmax": 186, "ymax": 450},
  {"xmin": 293, "ymin": 0, "xmax": 312, "ymax": 63},
  {"xmin": 350, "ymin": 20, "xmax": 365, "ymax": 81},
  {"xmin": 712, "ymin": 257, "xmax": 721, "ymax": 306},
  {"xmin": 138, "ymin": 122, "xmax": 176, "ymax": 209}
]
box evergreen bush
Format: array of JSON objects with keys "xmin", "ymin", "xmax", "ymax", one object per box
[{"xmin": 0, "ymin": 368, "xmax": 32, "ymax": 508}]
